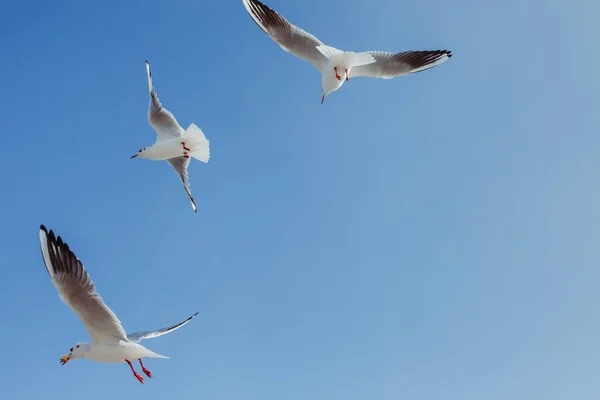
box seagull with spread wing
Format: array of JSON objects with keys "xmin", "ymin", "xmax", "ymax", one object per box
[
  {"xmin": 131, "ymin": 60, "xmax": 211, "ymax": 213},
  {"xmin": 242, "ymin": 0, "xmax": 452, "ymax": 103},
  {"xmin": 39, "ymin": 225, "xmax": 199, "ymax": 384}
]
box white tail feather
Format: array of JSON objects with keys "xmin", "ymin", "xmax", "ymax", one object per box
[
  {"xmin": 184, "ymin": 123, "xmax": 210, "ymax": 163},
  {"xmin": 146, "ymin": 351, "xmax": 169, "ymax": 359}
]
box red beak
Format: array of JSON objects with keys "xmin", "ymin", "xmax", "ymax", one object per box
[
  {"xmin": 130, "ymin": 154, "xmax": 138, "ymax": 159},
  {"xmin": 321, "ymin": 94, "xmax": 326, "ymax": 104}
]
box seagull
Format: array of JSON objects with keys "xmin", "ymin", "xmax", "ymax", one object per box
[
  {"xmin": 131, "ymin": 60, "xmax": 211, "ymax": 213},
  {"xmin": 242, "ymin": 0, "xmax": 452, "ymax": 103},
  {"xmin": 39, "ymin": 225, "xmax": 199, "ymax": 384}
]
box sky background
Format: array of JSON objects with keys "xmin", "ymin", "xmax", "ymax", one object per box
[{"xmin": 0, "ymin": 0, "xmax": 599, "ymax": 398}]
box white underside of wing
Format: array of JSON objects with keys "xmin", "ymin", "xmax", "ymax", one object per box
[
  {"xmin": 242, "ymin": 0, "xmax": 328, "ymax": 71},
  {"xmin": 127, "ymin": 312, "xmax": 199, "ymax": 343}
]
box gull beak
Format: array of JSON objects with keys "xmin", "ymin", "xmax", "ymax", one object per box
[
  {"xmin": 60, "ymin": 355, "xmax": 70, "ymax": 365},
  {"xmin": 321, "ymin": 94, "xmax": 326, "ymax": 104},
  {"xmin": 130, "ymin": 154, "xmax": 138, "ymax": 159}
]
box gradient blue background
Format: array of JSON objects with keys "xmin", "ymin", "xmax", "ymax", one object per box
[{"xmin": 1, "ymin": 0, "xmax": 599, "ymax": 398}]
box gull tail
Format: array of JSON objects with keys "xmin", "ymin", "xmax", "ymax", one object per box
[
  {"xmin": 145, "ymin": 350, "xmax": 169, "ymax": 360},
  {"xmin": 184, "ymin": 123, "xmax": 211, "ymax": 163}
]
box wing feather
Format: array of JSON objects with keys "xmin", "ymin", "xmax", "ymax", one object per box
[
  {"xmin": 127, "ymin": 312, "xmax": 199, "ymax": 343},
  {"xmin": 167, "ymin": 156, "xmax": 197, "ymax": 213},
  {"xmin": 350, "ymin": 50, "xmax": 452, "ymax": 79},
  {"xmin": 39, "ymin": 225, "xmax": 128, "ymax": 344},
  {"xmin": 146, "ymin": 60, "xmax": 184, "ymax": 140},
  {"xmin": 242, "ymin": 0, "xmax": 328, "ymax": 71}
]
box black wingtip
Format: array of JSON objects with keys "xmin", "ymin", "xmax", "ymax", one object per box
[{"xmin": 40, "ymin": 225, "xmax": 56, "ymax": 241}]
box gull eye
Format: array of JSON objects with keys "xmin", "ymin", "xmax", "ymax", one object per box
[
  {"xmin": 76, "ymin": 345, "xmax": 80, "ymax": 348},
  {"xmin": 70, "ymin": 348, "xmax": 73, "ymax": 352}
]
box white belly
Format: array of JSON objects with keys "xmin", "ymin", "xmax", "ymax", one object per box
[
  {"xmin": 145, "ymin": 139, "xmax": 186, "ymax": 161},
  {"xmin": 87, "ymin": 342, "xmax": 153, "ymax": 364}
]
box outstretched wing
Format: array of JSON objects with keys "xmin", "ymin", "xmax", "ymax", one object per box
[
  {"xmin": 167, "ymin": 156, "xmax": 197, "ymax": 213},
  {"xmin": 39, "ymin": 225, "xmax": 128, "ymax": 344},
  {"xmin": 350, "ymin": 50, "xmax": 452, "ymax": 79},
  {"xmin": 146, "ymin": 60, "xmax": 184, "ymax": 141},
  {"xmin": 127, "ymin": 312, "xmax": 199, "ymax": 343},
  {"xmin": 242, "ymin": 0, "xmax": 328, "ymax": 71}
]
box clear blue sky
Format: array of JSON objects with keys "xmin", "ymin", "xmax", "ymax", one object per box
[{"xmin": 1, "ymin": 0, "xmax": 599, "ymax": 398}]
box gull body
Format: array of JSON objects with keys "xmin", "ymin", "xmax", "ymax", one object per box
[
  {"xmin": 67, "ymin": 341, "xmax": 167, "ymax": 364},
  {"xmin": 242, "ymin": 0, "xmax": 452, "ymax": 103},
  {"xmin": 131, "ymin": 60, "xmax": 211, "ymax": 213},
  {"xmin": 39, "ymin": 225, "xmax": 199, "ymax": 384},
  {"xmin": 136, "ymin": 136, "xmax": 209, "ymax": 161}
]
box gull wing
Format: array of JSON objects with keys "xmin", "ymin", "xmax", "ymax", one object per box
[
  {"xmin": 167, "ymin": 156, "xmax": 197, "ymax": 213},
  {"xmin": 146, "ymin": 60, "xmax": 185, "ymax": 141},
  {"xmin": 39, "ymin": 225, "xmax": 128, "ymax": 344},
  {"xmin": 242, "ymin": 0, "xmax": 329, "ymax": 71},
  {"xmin": 350, "ymin": 50, "xmax": 452, "ymax": 79},
  {"xmin": 127, "ymin": 312, "xmax": 199, "ymax": 343}
]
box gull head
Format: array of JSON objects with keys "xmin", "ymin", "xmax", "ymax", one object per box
[
  {"xmin": 321, "ymin": 68, "xmax": 346, "ymax": 104},
  {"xmin": 319, "ymin": 51, "xmax": 377, "ymax": 103},
  {"xmin": 60, "ymin": 343, "xmax": 87, "ymax": 365},
  {"xmin": 131, "ymin": 147, "xmax": 147, "ymax": 159}
]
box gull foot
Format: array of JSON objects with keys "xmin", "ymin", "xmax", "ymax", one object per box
[
  {"xmin": 334, "ymin": 67, "xmax": 342, "ymax": 81},
  {"xmin": 345, "ymin": 68, "xmax": 349, "ymax": 81},
  {"xmin": 181, "ymin": 142, "xmax": 191, "ymax": 152},
  {"xmin": 183, "ymin": 152, "xmax": 190, "ymax": 159},
  {"xmin": 138, "ymin": 358, "xmax": 152, "ymax": 379},
  {"xmin": 126, "ymin": 359, "xmax": 144, "ymax": 384},
  {"xmin": 134, "ymin": 372, "xmax": 145, "ymax": 384}
]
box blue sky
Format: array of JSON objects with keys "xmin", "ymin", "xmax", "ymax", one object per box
[{"xmin": 1, "ymin": 0, "xmax": 599, "ymax": 398}]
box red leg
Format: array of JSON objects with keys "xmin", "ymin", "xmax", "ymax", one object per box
[
  {"xmin": 126, "ymin": 359, "xmax": 144, "ymax": 384},
  {"xmin": 181, "ymin": 142, "xmax": 191, "ymax": 152},
  {"xmin": 345, "ymin": 68, "xmax": 349, "ymax": 81},
  {"xmin": 183, "ymin": 152, "xmax": 190, "ymax": 159},
  {"xmin": 334, "ymin": 67, "xmax": 341, "ymax": 80},
  {"xmin": 139, "ymin": 358, "xmax": 152, "ymax": 378}
]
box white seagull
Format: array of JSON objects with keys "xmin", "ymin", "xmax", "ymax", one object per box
[
  {"xmin": 242, "ymin": 0, "xmax": 452, "ymax": 103},
  {"xmin": 39, "ymin": 225, "xmax": 199, "ymax": 384},
  {"xmin": 131, "ymin": 60, "xmax": 211, "ymax": 213}
]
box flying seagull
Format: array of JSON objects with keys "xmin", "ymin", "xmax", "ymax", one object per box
[
  {"xmin": 39, "ymin": 225, "xmax": 199, "ymax": 384},
  {"xmin": 131, "ymin": 60, "xmax": 211, "ymax": 213},
  {"xmin": 242, "ymin": 0, "xmax": 452, "ymax": 103}
]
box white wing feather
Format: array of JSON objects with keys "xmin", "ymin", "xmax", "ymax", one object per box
[
  {"xmin": 146, "ymin": 60, "xmax": 185, "ymax": 141},
  {"xmin": 350, "ymin": 50, "xmax": 452, "ymax": 79},
  {"xmin": 167, "ymin": 156, "xmax": 197, "ymax": 213},
  {"xmin": 127, "ymin": 312, "xmax": 199, "ymax": 343},
  {"xmin": 39, "ymin": 226, "xmax": 128, "ymax": 345},
  {"xmin": 242, "ymin": 0, "xmax": 328, "ymax": 71}
]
